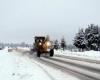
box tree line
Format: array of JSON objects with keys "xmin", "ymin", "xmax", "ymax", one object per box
[
  {"xmin": 73, "ymin": 24, "xmax": 100, "ymax": 51},
  {"xmin": 0, "ymin": 42, "xmax": 32, "ymax": 48},
  {"xmin": 53, "ymin": 37, "xmax": 67, "ymax": 50}
]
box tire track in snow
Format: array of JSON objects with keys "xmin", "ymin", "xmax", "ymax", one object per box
[
  {"xmin": 24, "ymin": 53, "xmax": 81, "ymax": 80},
  {"xmin": 41, "ymin": 56, "xmax": 100, "ymax": 80},
  {"xmin": 32, "ymin": 57, "xmax": 93, "ymax": 80},
  {"xmin": 47, "ymin": 56, "xmax": 100, "ymax": 74},
  {"xmin": 55, "ymin": 54, "xmax": 100, "ymax": 64},
  {"xmin": 15, "ymin": 51, "xmax": 98, "ymax": 80},
  {"xmin": 17, "ymin": 51, "xmax": 56, "ymax": 80},
  {"xmin": 31, "ymin": 60, "xmax": 56, "ymax": 80}
]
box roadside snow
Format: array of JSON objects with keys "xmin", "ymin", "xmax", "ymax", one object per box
[
  {"xmin": 0, "ymin": 50, "xmax": 51, "ymax": 80},
  {"xmin": 55, "ymin": 50, "xmax": 100, "ymax": 60},
  {"xmin": 16, "ymin": 47, "xmax": 30, "ymax": 51}
]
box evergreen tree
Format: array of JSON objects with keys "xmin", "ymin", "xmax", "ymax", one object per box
[
  {"xmin": 54, "ymin": 40, "xmax": 59, "ymax": 50},
  {"xmin": 61, "ymin": 38, "xmax": 66, "ymax": 50},
  {"xmin": 73, "ymin": 28, "xmax": 86, "ymax": 51},
  {"xmin": 85, "ymin": 24, "xmax": 99, "ymax": 50},
  {"xmin": 98, "ymin": 28, "xmax": 100, "ymax": 50},
  {"xmin": 73, "ymin": 24, "xmax": 100, "ymax": 51}
]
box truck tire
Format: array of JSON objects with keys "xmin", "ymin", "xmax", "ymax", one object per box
[
  {"xmin": 50, "ymin": 49, "xmax": 54, "ymax": 57},
  {"xmin": 37, "ymin": 51, "xmax": 41, "ymax": 57}
]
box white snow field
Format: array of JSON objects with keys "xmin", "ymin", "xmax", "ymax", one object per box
[
  {"xmin": 55, "ymin": 50, "xmax": 100, "ymax": 61},
  {"xmin": 0, "ymin": 48, "xmax": 79, "ymax": 80}
]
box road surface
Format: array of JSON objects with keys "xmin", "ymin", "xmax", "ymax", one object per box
[{"xmin": 15, "ymin": 49, "xmax": 100, "ymax": 80}]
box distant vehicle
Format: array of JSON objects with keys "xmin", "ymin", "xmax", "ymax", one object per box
[{"xmin": 34, "ymin": 36, "xmax": 54, "ymax": 57}]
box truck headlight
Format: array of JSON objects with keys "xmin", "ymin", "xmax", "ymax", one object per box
[
  {"xmin": 39, "ymin": 42, "xmax": 42, "ymax": 45},
  {"xmin": 46, "ymin": 41, "xmax": 51, "ymax": 46}
]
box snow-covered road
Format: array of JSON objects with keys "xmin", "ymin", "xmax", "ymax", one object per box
[
  {"xmin": 0, "ymin": 48, "xmax": 80, "ymax": 80},
  {"xmin": 39, "ymin": 56, "xmax": 100, "ymax": 80},
  {"xmin": 1, "ymin": 48, "xmax": 100, "ymax": 80},
  {"xmin": 14, "ymin": 48, "xmax": 100, "ymax": 80},
  {"xmin": 0, "ymin": 50, "xmax": 54, "ymax": 80}
]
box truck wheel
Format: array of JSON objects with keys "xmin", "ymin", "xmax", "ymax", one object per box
[
  {"xmin": 37, "ymin": 51, "xmax": 41, "ymax": 57},
  {"xmin": 50, "ymin": 49, "xmax": 54, "ymax": 57}
]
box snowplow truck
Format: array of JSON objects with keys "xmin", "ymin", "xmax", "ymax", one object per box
[{"xmin": 34, "ymin": 36, "xmax": 54, "ymax": 57}]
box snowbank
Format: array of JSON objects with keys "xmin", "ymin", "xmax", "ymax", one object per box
[
  {"xmin": 55, "ymin": 50, "xmax": 100, "ymax": 60},
  {"xmin": 16, "ymin": 47, "xmax": 30, "ymax": 51}
]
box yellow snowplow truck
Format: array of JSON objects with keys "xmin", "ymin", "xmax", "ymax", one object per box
[{"xmin": 34, "ymin": 36, "xmax": 54, "ymax": 57}]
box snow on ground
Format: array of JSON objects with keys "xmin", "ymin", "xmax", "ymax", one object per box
[
  {"xmin": 0, "ymin": 48, "xmax": 79, "ymax": 80},
  {"xmin": 0, "ymin": 49, "xmax": 51, "ymax": 80},
  {"xmin": 16, "ymin": 47, "xmax": 30, "ymax": 51},
  {"xmin": 55, "ymin": 49, "xmax": 100, "ymax": 60},
  {"xmin": 1, "ymin": 47, "xmax": 100, "ymax": 80}
]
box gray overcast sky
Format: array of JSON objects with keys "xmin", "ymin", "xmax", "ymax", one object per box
[{"xmin": 0, "ymin": 0, "xmax": 100, "ymax": 44}]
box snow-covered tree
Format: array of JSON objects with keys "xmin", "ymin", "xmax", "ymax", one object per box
[
  {"xmin": 61, "ymin": 38, "xmax": 66, "ymax": 50},
  {"xmin": 54, "ymin": 40, "xmax": 59, "ymax": 50},
  {"xmin": 74, "ymin": 24, "xmax": 100, "ymax": 51},
  {"xmin": 98, "ymin": 28, "xmax": 100, "ymax": 50},
  {"xmin": 85, "ymin": 24, "xmax": 99, "ymax": 50},
  {"xmin": 73, "ymin": 28, "xmax": 86, "ymax": 51}
]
